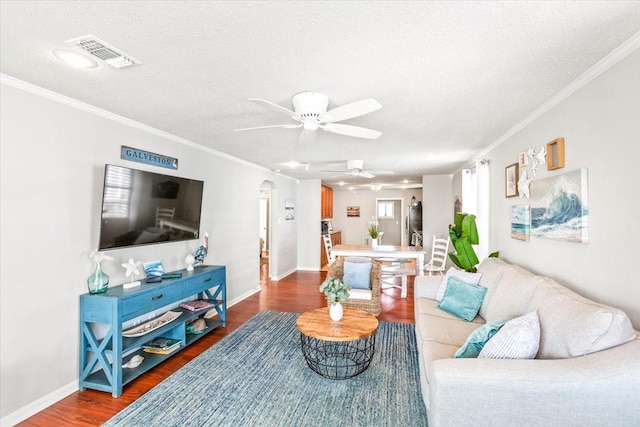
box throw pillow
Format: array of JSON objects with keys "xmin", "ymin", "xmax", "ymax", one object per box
[
  {"xmin": 435, "ymin": 267, "xmax": 482, "ymax": 302},
  {"xmin": 478, "ymin": 311, "xmax": 540, "ymax": 359},
  {"xmin": 343, "ymin": 257, "xmax": 372, "ymax": 290},
  {"xmin": 454, "ymin": 318, "xmax": 510, "ymax": 358},
  {"xmin": 438, "ymin": 277, "xmax": 488, "ymax": 322}
]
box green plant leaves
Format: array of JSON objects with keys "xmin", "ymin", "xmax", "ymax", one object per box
[{"xmin": 461, "ymin": 214, "xmax": 479, "ymax": 245}]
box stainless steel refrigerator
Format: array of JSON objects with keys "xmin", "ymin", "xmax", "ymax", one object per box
[{"xmin": 407, "ymin": 201, "xmax": 423, "ymax": 246}]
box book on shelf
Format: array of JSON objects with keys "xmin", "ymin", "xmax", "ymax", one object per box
[
  {"xmin": 179, "ymin": 299, "xmax": 214, "ymax": 312},
  {"xmin": 142, "ymin": 337, "xmax": 181, "ymax": 355}
]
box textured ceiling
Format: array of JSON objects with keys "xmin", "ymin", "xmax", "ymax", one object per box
[{"xmin": 2, "ymin": 1, "xmax": 639, "ymax": 189}]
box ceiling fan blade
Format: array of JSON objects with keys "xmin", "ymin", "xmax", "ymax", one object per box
[
  {"xmin": 369, "ymin": 170, "xmax": 395, "ymax": 175},
  {"xmin": 321, "ymin": 98, "xmax": 382, "ymax": 123},
  {"xmin": 234, "ymin": 123, "xmax": 302, "ymax": 132},
  {"xmin": 321, "ymin": 123, "xmax": 382, "ymax": 139},
  {"xmin": 358, "ymin": 171, "xmax": 375, "ymax": 179},
  {"xmin": 249, "ymin": 98, "xmax": 301, "ymax": 121}
]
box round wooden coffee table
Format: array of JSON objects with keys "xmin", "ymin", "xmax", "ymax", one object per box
[{"xmin": 296, "ymin": 307, "xmax": 379, "ymax": 379}]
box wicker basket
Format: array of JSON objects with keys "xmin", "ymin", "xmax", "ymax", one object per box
[{"xmin": 327, "ymin": 258, "xmax": 382, "ymax": 316}]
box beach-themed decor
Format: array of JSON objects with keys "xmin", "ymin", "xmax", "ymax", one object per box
[
  {"xmin": 122, "ymin": 258, "xmax": 142, "ymax": 288},
  {"xmin": 518, "ymin": 170, "xmax": 533, "ymax": 198},
  {"xmin": 185, "ymin": 254, "xmax": 196, "ymax": 271},
  {"xmin": 87, "ymin": 251, "xmax": 114, "ymax": 294},
  {"xmin": 530, "ymin": 169, "xmax": 588, "ymax": 243},
  {"xmin": 194, "ymin": 232, "xmax": 209, "ymax": 267},
  {"xmin": 511, "ymin": 205, "xmax": 531, "ymax": 241}
]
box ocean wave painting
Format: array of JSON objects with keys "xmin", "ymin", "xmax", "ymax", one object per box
[
  {"xmin": 529, "ymin": 169, "xmax": 588, "ymax": 243},
  {"xmin": 511, "ymin": 205, "xmax": 530, "ymax": 241}
]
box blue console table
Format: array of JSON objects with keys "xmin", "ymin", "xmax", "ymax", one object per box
[{"xmin": 79, "ymin": 265, "xmax": 226, "ymax": 397}]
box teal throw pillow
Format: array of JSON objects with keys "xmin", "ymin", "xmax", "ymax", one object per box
[
  {"xmin": 454, "ymin": 318, "xmax": 509, "ymax": 358},
  {"xmin": 438, "ymin": 277, "xmax": 488, "ymax": 322},
  {"xmin": 343, "ymin": 258, "xmax": 372, "ymax": 290}
]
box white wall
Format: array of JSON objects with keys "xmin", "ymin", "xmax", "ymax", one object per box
[
  {"xmin": 422, "ymin": 175, "xmax": 453, "ymax": 258},
  {"xmin": 332, "ymin": 188, "xmax": 422, "ymax": 245},
  {"xmin": 0, "ymin": 80, "xmax": 299, "ymax": 422},
  {"xmin": 454, "ymin": 48, "xmax": 640, "ymax": 328},
  {"xmin": 296, "ymin": 179, "xmax": 321, "ymax": 271}
]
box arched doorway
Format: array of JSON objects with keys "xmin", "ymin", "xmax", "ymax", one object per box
[{"xmin": 260, "ymin": 181, "xmax": 276, "ymax": 282}]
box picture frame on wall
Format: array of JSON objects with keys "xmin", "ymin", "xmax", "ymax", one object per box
[
  {"xmin": 346, "ymin": 206, "xmax": 360, "ymax": 217},
  {"xmin": 505, "ymin": 163, "xmax": 519, "ymax": 198},
  {"xmin": 546, "ymin": 137, "xmax": 565, "ymax": 170}
]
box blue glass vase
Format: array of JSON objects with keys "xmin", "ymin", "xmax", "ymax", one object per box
[{"xmin": 87, "ymin": 262, "xmax": 109, "ymax": 294}]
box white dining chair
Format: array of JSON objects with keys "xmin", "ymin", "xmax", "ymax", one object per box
[{"xmin": 424, "ymin": 235, "xmax": 450, "ymax": 275}]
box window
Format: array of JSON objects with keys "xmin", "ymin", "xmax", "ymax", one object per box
[
  {"xmin": 102, "ymin": 166, "xmax": 132, "ymax": 218},
  {"xmin": 377, "ymin": 200, "xmax": 394, "ymax": 218}
]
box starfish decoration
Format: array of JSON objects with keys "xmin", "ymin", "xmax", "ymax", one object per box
[
  {"xmin": 536, "ymin": 145, "xmax": 547, "ymax": 165},
  {"xmin": 527, "ymin": 146, "xmax": 536, "ymax": 159},
  {"xmin": 518, "ymin": 170, "xmax": 533, "ymax": 198},
  {"xmin": 89, "ymin": 250, "xmax": 114, "ymax": 264},
  {"xmin": 122, "ymin": 258, "xmax": 142, "ymax": 285},
  {"xmin": 530, "ymin": 158, "xmax": 539, "ymax": 177}
]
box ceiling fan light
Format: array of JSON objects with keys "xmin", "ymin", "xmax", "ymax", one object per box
[{"xmin": 303, "ymin": 122, "xmax": 318, "ymax": 132}]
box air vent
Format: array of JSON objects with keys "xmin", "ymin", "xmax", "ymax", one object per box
[{"xmin": 65, "ymin": 35, "xmax": 141, "ymax": 69}]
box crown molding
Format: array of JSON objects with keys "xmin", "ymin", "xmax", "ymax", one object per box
[
  {"xmin": 0, "ymin": 73, "xmax": 297, "ymax": 180},
  {"xmin": 465, "ymin": 30, "xmax": 640, "ymax": 172}
]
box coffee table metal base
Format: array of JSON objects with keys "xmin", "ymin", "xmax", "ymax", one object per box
[{"xmin": 299, "ymin": 333, "xmax": 376, "ymax": 379}]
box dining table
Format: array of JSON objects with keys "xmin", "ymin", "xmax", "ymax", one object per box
[{"xmin": 329, "ymin": 244, "xmax": 426, "ymax": 298}]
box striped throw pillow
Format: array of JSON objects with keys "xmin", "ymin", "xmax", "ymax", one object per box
[{"xmin": 478, "ymin": 311, "xmax": 540, "ymax": 359}]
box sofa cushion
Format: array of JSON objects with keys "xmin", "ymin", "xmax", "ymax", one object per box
[
  {"xmin": 416, "ymin": 297, "xmax": 485, "ymax": 324},
  {"xmin": 420, "ymin": 340, "xmax": 459, "ymax": 387},
  {"xmin": 454, "ymin": 318, "xmax": 510, "ymax": 358},
  {"xmin": 476, "ymin": 257, "xmax": 508, "ymax": 319},
  {"xmin": 483, "ymin": 264, "xmax": 543, "ymax": 321},
  {"xmin": 479, "ymin": 311, "xmax": 540, "ymax": 359},
  {"xmin": 438, "ymin": 277, "xmax": 487, "ymax": 322},
  {"xmin": 416, "ymin": 310, "xmax": 483, "ymax": 347},
  {"xmin": 526, "ymin": 279, "xmax": 637, "ymax": 359},
  {"xmin": 435, "ymin": 267, "xmax": 482, "ymax": 302}
]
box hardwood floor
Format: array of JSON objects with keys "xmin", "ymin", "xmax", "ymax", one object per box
[{"xmin": 18, "ymin": 264, "xmax": 415, "ymax": 427}]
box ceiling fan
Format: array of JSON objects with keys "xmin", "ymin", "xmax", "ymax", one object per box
[
  {"xmin": 321, "ymin": 160, "xmax": 394, "ymax": 179},
  {"xmin": 234, "ymin": 92, "xmax": 382, "ymax": 141}
]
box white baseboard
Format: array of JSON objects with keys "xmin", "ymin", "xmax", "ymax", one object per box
[
  {"xmin": 1, "ymin": 289, "xmax": 260, "ymax": 427},
  {"xmin": 1, "ymin": 380, "xmax": 77, "ymax": 427}
]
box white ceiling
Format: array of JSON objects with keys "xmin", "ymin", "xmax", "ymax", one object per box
[{"xmin": 2, "ymin": 1, "xmax": 639, "ymax": 189}]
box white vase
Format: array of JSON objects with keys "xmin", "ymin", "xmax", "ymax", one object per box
[
  {"xmin": 371, "ymin": 238, "xmax": 378, "ymax": 248},
  {"xmin": 329, "ymin": 302, "xmax": 343, "ymax": 321}
]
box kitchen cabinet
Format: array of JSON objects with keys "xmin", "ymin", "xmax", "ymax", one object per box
[{"xmin": 321, "ymin": 185, "xmax": 333, "ymax": 219}]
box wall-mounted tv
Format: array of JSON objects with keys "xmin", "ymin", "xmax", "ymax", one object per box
[{"xmin": 98, "ymin": 164, "xmax": 204, "ymax": 250}]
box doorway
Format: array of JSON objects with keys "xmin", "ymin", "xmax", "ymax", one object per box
[
  {"xmin": 375, "ymin": 198, "xmax": 404, "ymax": 245},
  {"xmin": 259, "ymin": 182, "xmax": 273, "ymax": 283}
]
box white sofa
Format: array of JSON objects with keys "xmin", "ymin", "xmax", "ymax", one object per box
[{"xmin": 414, "ymin": 257, "xmax": 640, "ymax": 427}]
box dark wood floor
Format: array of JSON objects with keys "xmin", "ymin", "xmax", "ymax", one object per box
[{"xmin": 18, "ymin": 264, "xmax": 415, "ymax": 427}]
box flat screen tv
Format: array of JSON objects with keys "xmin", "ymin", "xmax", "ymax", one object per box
[{"xmin": 98, "ymin": 164, "xmax": 204, "ymax": 250}]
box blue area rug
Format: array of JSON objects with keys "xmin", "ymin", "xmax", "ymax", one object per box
[{"xmin": 103, "ymin": 310, "xmax": 428, "ymax": 426}]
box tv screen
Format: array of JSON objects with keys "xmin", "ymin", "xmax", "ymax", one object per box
[{"xmin": 98, "ymin": 164, "xmax": 204, "ymax": 250}]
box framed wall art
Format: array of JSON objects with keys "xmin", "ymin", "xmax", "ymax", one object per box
[
  {"xmin": 346, "ymin": 206, "xmax": 360, "ymax": 217},
  {"xmin": 505, "ymin": 163, "xmax": 519, "ymax": 198},
  {"xmin": 530, "ymin": 168, "xmax": 588, "ymax": 243},
  {"xmin": 511, "ymin": 205, "xmax": 530, "ymax": 242},
  {"xmin": 546, "ymin": 137, "xmax": 565, "ymax": 170}
]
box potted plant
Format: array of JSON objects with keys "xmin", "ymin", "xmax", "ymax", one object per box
[
  {"xmin": 319, "ymin": 277, "xmax": 351, "ymax": 321},
  {"xmin": 368, "ymin": 218, "xmax": 381, "ymax": 247},
  {"xmin": 448, "ymin": 212, "xmax": 499, "ymax": 272}
]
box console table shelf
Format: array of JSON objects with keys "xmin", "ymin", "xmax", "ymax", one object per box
[{"xmin": 79, "ymin": 265, "xmax": 226, "ymax": 397}]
